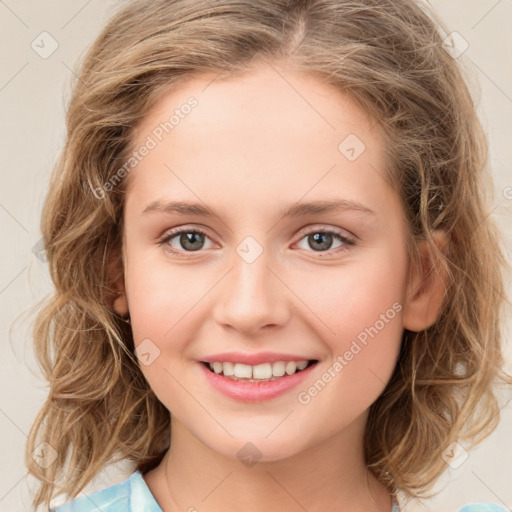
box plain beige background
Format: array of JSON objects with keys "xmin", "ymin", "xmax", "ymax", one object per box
[{"xmin": 1, "ymin": 1, "xmax": 511, "ymax": 511}]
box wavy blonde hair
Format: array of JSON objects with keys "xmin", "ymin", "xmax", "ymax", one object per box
[{"xmin": 26, "ymin": 0, "xmax": 511, "ymax": 508}]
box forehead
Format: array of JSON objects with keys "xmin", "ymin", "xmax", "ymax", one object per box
[
  {"xmin": 125, "ymin": 62, "xmax": 396, "ymax": 219},
  {"xmin": 133, "ymin": 62, "xmax": 379, "ymax": 152}
]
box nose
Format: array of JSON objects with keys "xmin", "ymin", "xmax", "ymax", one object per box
[{"xmin": 212, "ymin": 248, "xmax": 291, "ymax": 336}]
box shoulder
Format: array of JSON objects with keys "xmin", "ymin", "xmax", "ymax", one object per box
[
  {"xmin": 457, "ymin": 505, "xmax": 508, "ymax": 512},
  {"xmin": 49, "ymin": 470, "xmax": 162, "ymax": 512}
]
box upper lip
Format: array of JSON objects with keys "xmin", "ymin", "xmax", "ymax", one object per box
[{"xmin": 201, "ymin": 352, "xmax": 317, "ymax": 366}]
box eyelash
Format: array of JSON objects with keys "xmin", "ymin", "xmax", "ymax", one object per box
[{"xmin": 158, "ymin": 226, "xmax": 356, "ymax": 257}]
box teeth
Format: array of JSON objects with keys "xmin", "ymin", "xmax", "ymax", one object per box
[
  {"xmin": 222, "ymin": 362, "xmax": 234, "ymax": 376},
  {"xmin": 296, "ymin": 361, "xmax": 308, "ymax": 370},
  {"xmin": 207, "ymin": 360, "xmax": 311, "ymax": 380},
  {"xmin": 285, "ymin": 361, "xmax": 297, "ymax": 375},
  {"xmin": 253, "ymin": 363, "xmax": 272, "ymax": 379},
  {"xmin": 272, "ymin": 361, "xmax": 286, "ymax": 377},
  {"xmin": 234, "ymin": 363, "xmax": 252, "ymax": 379}
]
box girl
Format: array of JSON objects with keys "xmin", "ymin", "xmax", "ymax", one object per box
[{"xmin": 25, "ymin": 0, "xmax": 511, "ymax": 511}]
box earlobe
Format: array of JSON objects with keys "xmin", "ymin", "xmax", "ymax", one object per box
[
  {"xmin": 109, "ymin": 250, "xmax": 129, "ymax": 317},
  {"xmin": 113, "ymin": 290, "xmax": 129, "ymax": 317},
  {"xmin": 402, "ymin": 230, "xmax": 450, "ymax": 332}
]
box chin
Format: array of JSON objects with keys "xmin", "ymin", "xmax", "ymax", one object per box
[{"xmin": 205, "ymin": 431, "xmax": 310, "ymax": 465}]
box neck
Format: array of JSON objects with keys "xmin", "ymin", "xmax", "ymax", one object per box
[{"xmin": 144, "ymin": 414, "xmax": 393, "ymax": 512}]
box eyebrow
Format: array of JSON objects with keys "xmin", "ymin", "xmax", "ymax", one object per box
[{"xmin": 142, "ymin": 199, "xmax": 376, "ymax": 218}]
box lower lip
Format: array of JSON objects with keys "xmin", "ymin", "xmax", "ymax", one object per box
[{"xmin": 199, "ymin": 362, "xmax": 317, "ymax": 402}]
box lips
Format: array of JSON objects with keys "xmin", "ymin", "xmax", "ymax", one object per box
[
  {"xmin": 201, "ymin": 351, "xmax": 317, "ymax": 366},
  {"xmin": 198, "ymin": 353, "xmax": 319, "ymax": 402}
]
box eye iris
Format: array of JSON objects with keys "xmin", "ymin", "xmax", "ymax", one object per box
[
  {"xmin": 171, "ymin": 231, "xmax": 342, "ymax": 252},
  {"xmin": 308, "ymin": 232, "xmax": 333, "ymax": 251},
  {"xmin": 180, "ymin": 232, "xmax": 204, "ymax": 251}
]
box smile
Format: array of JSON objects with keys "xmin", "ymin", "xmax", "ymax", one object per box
[
  {"xmin": 203, "ymin": 360, "xmax": 315, "ymax": 381},
  {"xmin": 199, "ymin": 359, "xmax": 319, "ymax": 402}
]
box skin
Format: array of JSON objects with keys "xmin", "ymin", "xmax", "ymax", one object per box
[{"xmin": 113, "ymin": 61, "xmax": 447, "ymax": 512}]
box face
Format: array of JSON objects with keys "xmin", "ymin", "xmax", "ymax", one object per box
[{"xmin": 116, "ymin": 62, "xmax": 413, "ymax": 462}]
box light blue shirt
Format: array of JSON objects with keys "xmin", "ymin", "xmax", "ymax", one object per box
[
  {"xmin": 49, "ymin": 470, "xmax": 508, "ymax": 512},
  {"xmin": 50, "ymin": 471, "xmax": 162, "ymax": 512}
]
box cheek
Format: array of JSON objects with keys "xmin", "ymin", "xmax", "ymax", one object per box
[
  {"xmin": 291, "ymin": 246, "xmax": 407, "ymax": 397},
  {"xmin": 123, "ymin": 257, "xmax": 200, "ymax": 402},
  {"xmin": 124, "ymin": 249, "xmax": 203, "ymax": 338},
  {"xmin": 292, "ymin": 245, "xmax": 407, "ymax": 342}
]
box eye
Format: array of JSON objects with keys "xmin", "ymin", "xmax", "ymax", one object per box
[
  {"xmin": 158, "ymin": 226, "xmax": 356, "ymax": 256},
  {"xmin": 158, "ymin": 227, "xmax": 215, "ymax": 253},
  {"xmin": 295, "ymin": 227, "xmax": 355, "ymax": 255}
]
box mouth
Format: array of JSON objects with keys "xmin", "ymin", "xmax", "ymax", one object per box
[
  {"xmin": 199, "ymin": 358, "xmax": 319, "ymax": 402},
  {"xmin": 201, "ymin": 359, "xmax": 318, "ymax": 382},
  {"xmin": 198, "ymin": 352, "xmax": 320, "ymax": 402}
]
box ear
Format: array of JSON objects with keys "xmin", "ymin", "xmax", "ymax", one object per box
[
  {"xmin": 109, "ymin": 248, "xmax": 129, "ymax": 318},
  {"xmin": 402, "ymin": 230, "xmax": 450, "ymax": 332}
]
